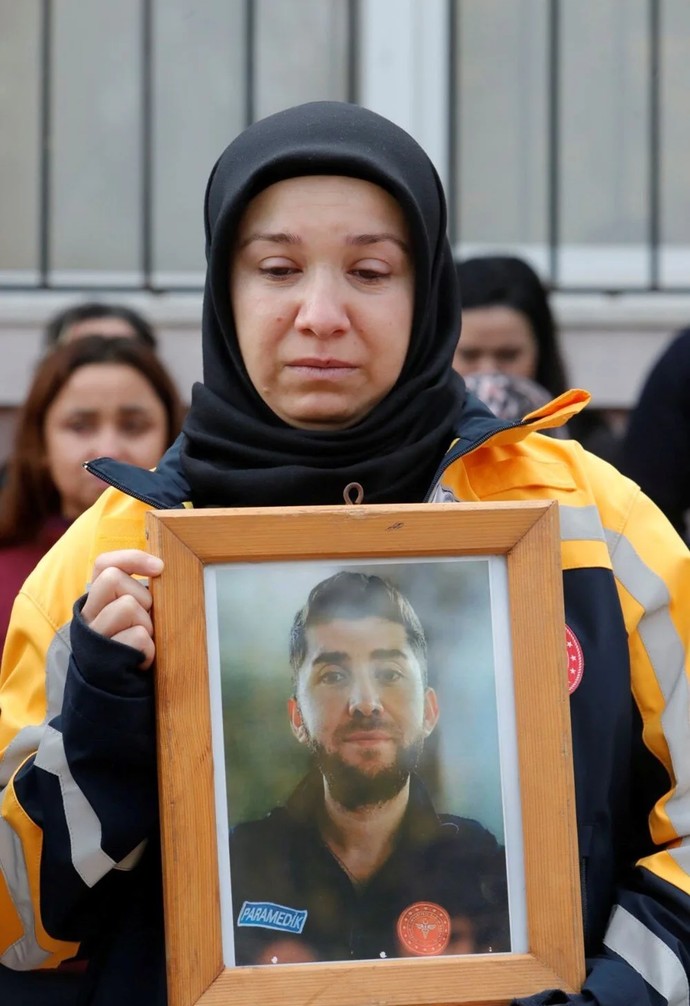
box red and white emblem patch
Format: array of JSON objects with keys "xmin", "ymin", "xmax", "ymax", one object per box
[
  {"xmin": 565, "ymin": 624, "xmax": 584, "ymax": 694},
  {"xmin": 397, "ymin": 902, "xmax": 450, "ymax": 956}
]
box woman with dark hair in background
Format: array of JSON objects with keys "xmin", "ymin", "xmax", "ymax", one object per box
[
  {"xmin": 0, "ymin": 335, "xmax": 183, "ymax": 651},
  {"xmin": 0, "ymin": 303, "xmax": 160, "ymax": 494},
  {"xmin": 454, "ymin": 255, "xmax": 622, "ymax": 461},
  {"xmin": 454, "ymin": 254, "xmax": 568, "ymax": 397},
  {"xmin": 43, "ymin": 301, "xmax": 158, "ymax": 349}
]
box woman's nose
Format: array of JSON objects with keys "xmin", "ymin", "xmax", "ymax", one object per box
[
  {"xmin": 91, "ymin": 427, "xmax": 129, "ymax": 461},
  {"xmin": 294, "ymin": 270, "xmax": 351, "ymax": 339},
  {"xmin": 475, "ymin": 353, "xmax": 500, "ymax": 373}
]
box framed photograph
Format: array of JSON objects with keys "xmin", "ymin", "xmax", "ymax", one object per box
[{"xmin": 146, "ymin": 501, "xmax": 584, "ymax": 1006}]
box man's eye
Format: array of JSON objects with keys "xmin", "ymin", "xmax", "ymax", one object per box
[
  {"xmin": 320, "ymin": 668, "xmax": 346, "ymax": 685},
  {"xmin": 376, "ymin": 667, "xmax": 403, "ymax": 683}
]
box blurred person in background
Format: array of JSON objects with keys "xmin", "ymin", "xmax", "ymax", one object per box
[
  {"xmin": 621, "ymin": 326, "xmax": 690, "ymax": 545},
  {"xmin": 0, "ymin": 335, "xmax": 183, "ymax": 652},
  {"xmin": 38, "ymin": 299, "xmax": 189, "ymax": 432},
  {"xmin": 0, "ymin": 303, "xmax": 159, "ymax": 492},
  {"xmin": 462, "ymin": 370, "xmax": 568, "ymax": 438},
  {"xmin": 454, "ymin": 255, "xmax": 567, "ymax": 396},
  {"xmin": 43, "ymin": 301, "xmax": 158, "ymax": 350},
  {"xmin": 454, "ymin": 255, "xmax": 622, "ymax": 463}
]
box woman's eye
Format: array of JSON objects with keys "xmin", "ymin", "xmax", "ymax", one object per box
[
  {"xmin": 120, "ymin": 420, "xmax": 154, "ymax": 437},
  {"xmin": 352, "ymin": 268, "xmax": 387, "ymax": 282},
  {"xmin": 65, "ymin": 419, "xmax": 94, "ymax": 434},
  {"xmin": 496, "ymin": 349, "xmax": 522, "ymax": 363},
  {"xmin": 457, "ymin": 349, "xmax": 479, "ymax": 363},
  {"xmin": 259, "ymin": 262, "xmax": 298, "ymax": 279}
]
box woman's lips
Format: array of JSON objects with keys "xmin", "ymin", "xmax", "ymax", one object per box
[{"xmin": 287, "ymin": 358, "xmax": 357, "ymax": 379}]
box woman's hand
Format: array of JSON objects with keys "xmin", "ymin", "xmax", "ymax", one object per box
[{"xmin": 81, "ymin": 550, "xmax": 164, "ymax": 670}]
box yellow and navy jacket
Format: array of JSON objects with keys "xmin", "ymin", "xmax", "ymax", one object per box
[{"xmin": 1, "ymin": 391, "xmax": 689, "ymax": 1006}]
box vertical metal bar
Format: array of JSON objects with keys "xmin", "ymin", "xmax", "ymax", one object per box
[
  {"xmin": 244, "ymin": 0, "xmax": 255, "ymax": 126},
  {"xmin": 141, "ymin": 0, "xmax": 153, "ymax": 289},
  {"xmin": 346, "ymin": 0, "xmax": 359, "ymax": 104},
  {"xmin": 547, "ymin": 0, "xmax": 560, "ymax": 286},
  {"xmin": 39, "ymin": 0, "xmax": 52, "ymax": 287},
  {"xmin": 448, "ymin": 0, "xmax": 459, "ymax": 249},
  {"xmin": 648, "ymin": 0, "xmax": 660, "ymax": 289}
]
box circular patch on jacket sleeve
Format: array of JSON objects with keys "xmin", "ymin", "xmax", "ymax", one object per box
[{"xmin": 565, "ymin": 624, "xmax": 584, "ymax": 694}]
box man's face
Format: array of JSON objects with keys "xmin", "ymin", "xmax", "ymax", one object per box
[{"xmin": 288, "ymin": 616, "xmax": 439, "ymax": 809}]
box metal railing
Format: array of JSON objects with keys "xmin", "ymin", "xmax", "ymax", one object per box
[{"xmin": 2, "ymin": 0, "xmax": 687, "ymax": 294}]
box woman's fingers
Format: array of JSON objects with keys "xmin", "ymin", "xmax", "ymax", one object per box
[
  {"xmin": 81, "ymin": 549, "xmax": 164, "ymax": 670},
  {"xmin": 88, "ymin": 591, "xmax": 154, "ymax": 640},
  {"xmin": 82, "ymin": 566, "xmax": 154, "ymax": 623},
  {"xmin": 110, "ymin": 624, "xmax": 156, "ymax": 670},
  {"xmin": 90, "ymin": 549, "xmax": 164, "ymax": 581}
]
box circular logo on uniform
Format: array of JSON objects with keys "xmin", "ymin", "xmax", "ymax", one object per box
[
  {"xmin": 396, "ymin": 902, "xmax": 450, "ymax": 956},
  {"xmin": 565, "ymin": 624, "xmax": 584, "ymax": 694}
]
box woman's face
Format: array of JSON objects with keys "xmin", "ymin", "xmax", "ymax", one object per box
[
  {"xmin": 230, "ymin": 175, "xmax": 414, "ymax": 430},
  {"xmin": 43, "ymin": 363, "xmax": 169, "ymax": 520},
  {"xmin": 453, "ymin": 306, "xmax": 539, "ymax": 380}
]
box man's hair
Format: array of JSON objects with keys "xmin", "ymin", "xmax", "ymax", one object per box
[{"xmin": 289, "ymin": 571, "xmax": 428, "ymax": 687}]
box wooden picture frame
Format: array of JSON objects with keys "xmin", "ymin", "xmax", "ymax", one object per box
[{"xmin": 146, "ymin": 501, "xmax": 584, "ymax": 1006}]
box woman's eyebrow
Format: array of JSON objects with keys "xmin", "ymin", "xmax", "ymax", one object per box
[
  {"xmin": 237, "ymin": 231, "xmax": 410, "ymax": 253},
  {"xmin": 238, "ymin": 231, "xmax": 301, "ymax": 249},
  {"xmin": 346, "ymin": 232, "xmax": 410, "ymax": 254}
]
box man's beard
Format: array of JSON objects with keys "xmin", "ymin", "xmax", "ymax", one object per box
[{"xmin": 304, "ymin": 720, "xmax": 424, "ymax": 811}]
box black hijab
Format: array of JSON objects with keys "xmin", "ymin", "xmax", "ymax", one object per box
[{"xmin": 180, "ymin": 101, "xmax": 465, "ymax": 507}]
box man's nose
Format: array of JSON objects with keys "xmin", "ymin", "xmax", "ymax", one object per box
[
  {"xmin": 347, "ymin": 674, "xmax": 383, "ymax": 716},
  {"xmin": 294, "ymin": 270, "xmax": 351, "ymax": 339}
]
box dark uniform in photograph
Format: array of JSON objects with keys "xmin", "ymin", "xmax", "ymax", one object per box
[{"xmin": 230, "ymin": 769, "xmax": 507, "ymax": 964}]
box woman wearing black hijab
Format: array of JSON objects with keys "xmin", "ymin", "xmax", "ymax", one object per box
[
  {"xmin": 181, "ymin": 99, "xmax": 466, "ymax": 508},
  {"xmin": 1, "ymin": 102, "xmax": 690, "ymax": 1006}
]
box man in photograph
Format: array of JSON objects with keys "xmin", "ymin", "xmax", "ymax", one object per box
[{"xmin": 229, "ymin": 571, "xmax": 508, "ymax": 965}]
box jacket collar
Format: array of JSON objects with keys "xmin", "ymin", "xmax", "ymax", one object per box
[
  {"xmin": 83, "ymin": 389, "xmax": 591, "ymax": 511},
  {"xmin": 423, "ymin": 387, "xmax": 591, "ymax": 501},
  {"xmin": 451, "ymin": 387, "xmax": 589, "ymax": 449},
  {"xmin": 84, "ymin": 434, "xmax": 192, "ymax": 511}
]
